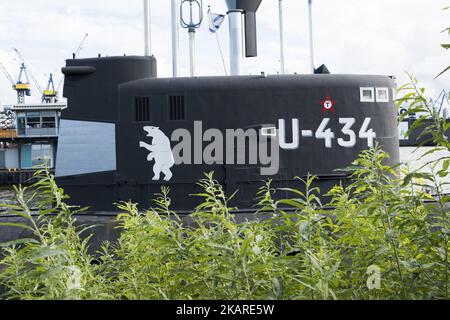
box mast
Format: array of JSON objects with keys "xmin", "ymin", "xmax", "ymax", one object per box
[
  {"xmin": 171, "ymin": 0, "xmax": 180, "ymax": 77},
  {"xmin": 225, "ymin": 0, "xmax": 262, "ymax": 76},
  {"xmin": 227, "ymin": 9, "xmax": 244, "ymax": 75},
  {"xmin": 143, "ymin": 0, "xmax": 152, "ymax": 56},
  {"xmin": 308, "ymin": 0, "xmax": 315, "ymax": 73},
  {"xmin": 180, "ymin": 0, "xmax": 203, "ymax": 77},
  {"xmin": 278, "ymin": 0, "xmax": 285, "ymax": 74}
]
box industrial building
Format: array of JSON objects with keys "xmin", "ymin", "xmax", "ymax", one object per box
[{"xmin": 0, "ymin": 59, "xmax": 66, "ymax": 183}]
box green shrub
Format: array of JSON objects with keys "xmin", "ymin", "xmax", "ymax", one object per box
[{"xmin": 0, "ymin": 146, "xmax": 448, "ymax": 299}]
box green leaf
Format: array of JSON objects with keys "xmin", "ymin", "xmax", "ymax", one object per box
[
  {"xmin": 29, "ymin": 247, "xmax": 67, "ymax": 261},
  {"xmin": 443, "ymin": 159, "xmax": 450, "ymax": 172},
  {"xmin": 278, "ymin": 187, "xmax": 305, "ymax": 198},
  {"xmin": 0, "ymin": 238, "xmax": 39, "ymax": 247},
  {"xmin": 38, "ymin": 265, "xmax": 65, "ymax": 280},
  {"xmin": 76, "ymin": 224, "xmax": 101, "ymax": 236},
  {"xmin": 272, "ymin": 276, "xmax": 285, "ymax": 299},
  {"xmin": 0, "ymin": 222, "xmax": 35, "ymax": 232},
  {"xmin": 276, "ymin": 199, "xmax": 305, "ymax": 209}
]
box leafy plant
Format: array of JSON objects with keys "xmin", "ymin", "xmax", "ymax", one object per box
[{"xmin": 0, "ymin": 150, "xmax": 448, "ymax": 300}]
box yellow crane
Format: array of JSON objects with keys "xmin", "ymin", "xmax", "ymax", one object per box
[
  {"xmin": 0, "ymin": 59, "xmax": 31, "ymax": 104},
  {"xmin": 12, "ymin": 47, "xmax": 48, "ymax": 103},
  {"xmin": 1, "ymin": 33, "xmax": 89, "ymax": 104}
]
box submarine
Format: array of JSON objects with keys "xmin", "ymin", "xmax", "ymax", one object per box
[{"xmin": 54, "ymin": 0, "xmax": 400, "ymax": 212}]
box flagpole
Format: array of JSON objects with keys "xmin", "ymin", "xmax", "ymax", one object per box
[
  {"xmin": 308, "ymin": 0, "xmax": 315, "ymax": 74},
  {"xmin": 214, "ymin": 29, "xmax": 228, "ymax": 76},
  {"xmin": 208, "ymin": 6, "xmax": 228, "ymax": 75},
  {"xmin": 278, "ymin": 0, "xmax": 285, "ymax": 74}
]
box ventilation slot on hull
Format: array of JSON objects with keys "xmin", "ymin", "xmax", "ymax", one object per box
[
  {"xmin": 135, "ymin": 97, "xmax": 150, "ymax": 122},
  {"xmin": 169, "ymin": 95, "xmax": 185, "ymax": 121}
]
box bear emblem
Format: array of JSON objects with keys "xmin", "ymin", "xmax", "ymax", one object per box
[{"xmin": 139, "ymin": 126, "xmax": 175, "ymax": 181}]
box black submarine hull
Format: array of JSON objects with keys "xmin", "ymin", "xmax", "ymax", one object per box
[{"xmin": 55, "ymin": 56, "xmax": 399, "ymax": 211}]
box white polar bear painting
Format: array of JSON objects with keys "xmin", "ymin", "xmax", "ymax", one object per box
[{"xmin": 139, "ymin": 126, "xmax": 175, "ymax": 181}]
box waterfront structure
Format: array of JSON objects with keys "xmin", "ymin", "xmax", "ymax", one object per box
[{"xmin": 0, "ymin": 101, "xmax": 66, "ymax": 183}]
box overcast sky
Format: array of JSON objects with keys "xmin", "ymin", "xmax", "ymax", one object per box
[{"xmin": 0, "ymin": 0, "xmax": 448, "ymax": 105}]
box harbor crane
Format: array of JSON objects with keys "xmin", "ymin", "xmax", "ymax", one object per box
[
  {"xmin": 12, "ymin": 47, "xmax": 45, "ymax": 102},
  {"xmin": 12, "ymin": 47, "xmax": 60, "ymax": 103},
  {"xmin": 0, "ymin": 59, "xmax": 32, "ymax": 104},
  {"xmin": 12, "ymin": 32, "xmax": 87, "ymax": 104},
  {"xmin": 42, "ymin": 73, "xmax": 58, "ymax": 103}
]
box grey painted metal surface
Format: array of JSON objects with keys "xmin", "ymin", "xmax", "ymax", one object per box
[
  {"xmin": 0, "ymin": 151, "xmax": 5, "ymax": 169},
  {"xmin": 55, "ymin": 119, "xmax": 116, "ymax": 177}
]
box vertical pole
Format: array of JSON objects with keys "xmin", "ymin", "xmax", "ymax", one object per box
[
  {"xmin": 171, "ymin": 0, "xmax": 180, "ymax": 77},
  {"xmin": 188, "ymin": 0, "xmax": 195, "ymax": 77},
  {"xmin": 308, "ymin": 0, "xmax": 315, "ymax": 74},
  {"xmin": 228, "ymin": 10, "xmax": 244, "ymax": 76},
  {"xmin": 143, "ymin": 0, "xmax": 152, "ymax": 56},
  {"xmin": 181, "ymin": 0, "xmax": 202, "ymax": 77},
  {"xmin": 189, "ymin": 30, "xmax": 195, "ymax": 77},
  {"xmin": 278, "ymin": 0, "xmax": 285, "ymax": 74},
  {"xmin": 18, "ymin": 143, "xmax": 21, "ymax": 170}
]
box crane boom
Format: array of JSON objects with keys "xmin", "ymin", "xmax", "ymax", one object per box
[
  {"xmin": 0, "ymin": 60, "xmax": 15, "ymax": 86},
  {"xmin": 12, "ymin": 47, "xmax": 43, "ymax": 95},
  {"xmin": 56, "ymin": 33, "xmax": 89, "ymax": 94},
  {"xmin": 75, "ymin": 33, "xmax": 89, "ymax": 56}
]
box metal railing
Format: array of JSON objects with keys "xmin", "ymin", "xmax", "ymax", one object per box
[{"xmin": 18, "ymin": 127, "xmax": 58, "ymax": 137}]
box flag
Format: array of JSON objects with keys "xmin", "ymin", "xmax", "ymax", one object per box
[{"xmin": 208, "ymin": 7, "xmax": 225, "ymax": 33}]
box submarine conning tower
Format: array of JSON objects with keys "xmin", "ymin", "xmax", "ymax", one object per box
[
  {"xmin": 55, "ymin": 56, "xmax": 157, "ymax": 209},
  {"xmin": 61, "ymin": 55, "xmax": 157, "ymax": 123}
]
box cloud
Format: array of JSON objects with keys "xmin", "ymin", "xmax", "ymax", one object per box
[{"xmin": 0, "ymin": 0, "xmax": 448, "ymax": 105}]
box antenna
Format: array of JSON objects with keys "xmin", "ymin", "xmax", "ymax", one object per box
[
  {"xmin": 278, "ymin": 0, "xmax": 285, "ymax": 74},
  {"xmin": 171, "ymin": 0, "xmax": 180, "ymax": 77},
  {"xmin": 143, "ymin": 0, "xmax": 152, "ymax": 56},
  {"xmin": 180, "ymin": 0, "xmax": 203, "ymax": 77},
  {"xmin": 308, "ymin": 0, "xmax": 315, "ymax": 74}
]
